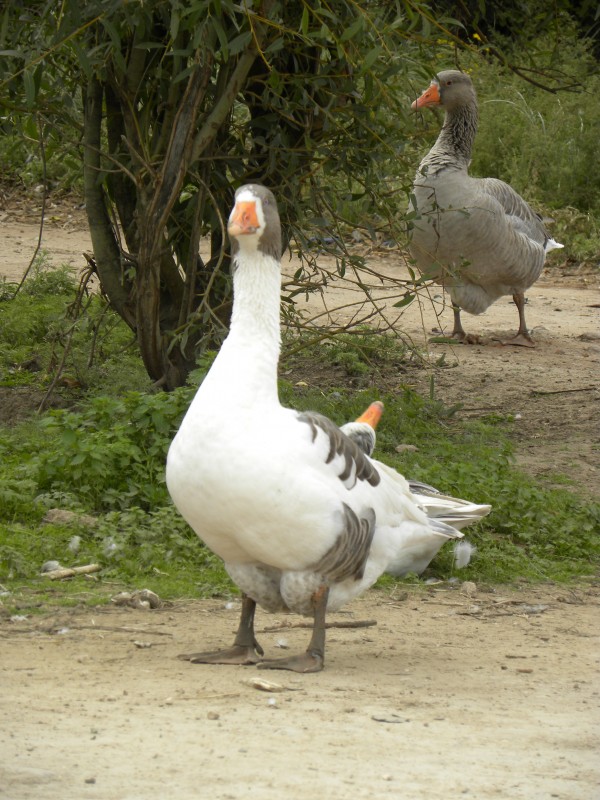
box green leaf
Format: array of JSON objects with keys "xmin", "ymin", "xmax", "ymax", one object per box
[
  {"xmin": 361, "ymin": 46, "xmax": 381, "ymax": 73},
  {"xmin": 340, "ymin": 17, "xmax": 364, "ymax": 42},
  {"xmin": 300, "ymin": 6, "xmax": 309, "ymax": 36},
  {"xmin": 227, "ymin": 30, "xmax": 252, "ymax": 57},
  {"xmin": 393, "ymin": 292, "xmax": 415, "ymax": 308},
  {"xmin": 23, "ymin": 69, "xmax": 36, "ymax": 108},
  {"xmin": 211, "ymin": 17, "xmax": 229, "ymax": 58},
  {"xmin": 171, "ymin": 9, "xmax": 180, "ymax": 41}
]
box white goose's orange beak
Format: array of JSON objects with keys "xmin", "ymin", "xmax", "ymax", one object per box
[
  {"xmin": 411, "ymin": 81, "xmax": 441, "ymax": 110},
  {"xmin": 355, "ymin": 400, "xmax": 384, "ymax": 430},
  {"xmin": 228, "ymin": 200, "xmax": 260, "ymax": 237}
]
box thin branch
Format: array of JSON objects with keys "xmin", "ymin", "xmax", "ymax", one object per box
[
  {"xmin": 36, "ymin": 270, "xmax": 96, "ymax": 414},
  {"xmin": 12, "ymin": 113, "xmax": 47, "ymax": 298},
  {"xmin": 262, "ymin": 619, "xmax": 377, "ymax": 632}
]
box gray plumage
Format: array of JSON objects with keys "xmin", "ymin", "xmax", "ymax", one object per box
[
  {"xmin": 409, "ymin": 70, "xmax": 562, "ymax": 345},
  {"xmin": 298, "ymin": 410, "xmax": 381, "ymax": 488}
]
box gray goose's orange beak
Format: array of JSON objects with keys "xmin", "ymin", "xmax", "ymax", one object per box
[{"xmin": 411, "ymin": 81, "xmax": 441, "ymax": 110}]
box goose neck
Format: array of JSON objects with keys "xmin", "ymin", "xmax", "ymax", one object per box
[
  {"xmin": 426, "ymin": 103, "xmax": 478, "ymax": 170},
  {"xmin": 220, "ymin": 249, "xmax": 282, "ymax": 403},
  {"xmin": 229, "ymin": 251, "xmax": 281, "ymax": 340}
]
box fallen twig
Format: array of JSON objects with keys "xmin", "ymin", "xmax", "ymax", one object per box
[
  {"xmin": 262, "ymin": 618, "xmax": 377, "ymax": 632},
  {"xmin": 3, "ymin": 624, "xmax": 174, "ymax": 637},
  {"xmin": 529, "ymin": 387, "xmax": 596, "ymax": 396},
  {"xmin": 43, "ymin": 564, "xmax": 101, "ymax": 580},
  {"xmin": 57, "ymin": 624, "xmax": 173, "ymax": 636}
]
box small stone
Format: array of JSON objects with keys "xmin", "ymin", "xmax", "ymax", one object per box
[
  {"xmin": 395, "ymin": 443, "xmax": 419, "ymax": 453},
  {"xmin": 207, "ymin": 711, "xmax": 220, "ymax": 720},
  {"xmin": 43, "ymin": 509, "xmax": 98, "ymax": 528}
]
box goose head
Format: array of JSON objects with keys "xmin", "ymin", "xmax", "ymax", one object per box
[
  {"xmin": 411, "ymin": 70, "xmax": 476, "ymax": 113},
  {"xmin": 228, "ymin": 184, "xmax": 282, "ymax": 262},
  {"xmin": 340, "ymin": 401, "xmax": 384, "ymax": 457}
]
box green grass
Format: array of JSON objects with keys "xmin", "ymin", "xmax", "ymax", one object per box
[
  {"xmin": 0, "ymin": 255, "xmax": 149, "ymax": 395},
  {"xmin": 1, "ymin": 373, "xmax": 598, "ymax": 617},
  {"xmin": 1, "ymin": 238, "xmax": 598, "ymax": 616}
]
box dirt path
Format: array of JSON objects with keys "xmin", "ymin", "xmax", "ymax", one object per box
[
  {"xmin": 1, "ymin": 586, "xmax": 599, "ymax": 800},
  {"xmin": 1, "ymin": 207, "xmax": 599, "ymax": 799}
]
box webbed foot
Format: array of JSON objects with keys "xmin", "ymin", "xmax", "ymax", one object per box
[
  {"xmin": 179, "ymin": 593, "xmax": 263, "ymax": 667},
  {"xmin": 500, "ymin": 332, "xmax": 535, "ymax": 348},
  {"xmin": 178, "ymin": 644, "xmax": 263, "ymax": 666},
  {"xmin": 258, "ymin": 649, "xmax": 324, "ymax": 673},
  {"xmin": 453, "ymin": 331, "xmax": 482, "ymax": 345}
]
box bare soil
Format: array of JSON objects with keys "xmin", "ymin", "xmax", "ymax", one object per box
[
  {"xmin": 1, "ymin": 195, "xmax": 599, "ymax": 799},
  {"xmin": 1, "ymin": 587, "xmax": 599, "ymax": 799}
]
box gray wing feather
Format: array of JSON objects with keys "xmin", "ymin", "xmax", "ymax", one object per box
[
  {"xmin": 298, "ymin": 411, "xmax": 380, "ymax": 488},
  {"xmin": 480, "ymin": 177, "xmax": 548, "ymax": 246},
  {"xmin": 428, "ymin": 517, "xmax": 463, "ymax": 539},
  {"xmin": 310, "ymin": 504, "xmax": 376, "ymax": 582}
]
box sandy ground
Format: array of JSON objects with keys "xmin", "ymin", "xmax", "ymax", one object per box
[
  {"xmin": 0, "ymin": 201, "xmax": 599, "ymax": 799},
  {"xmin": 1, "ymin": 586, "xmax": 599, "ymax": 800}
]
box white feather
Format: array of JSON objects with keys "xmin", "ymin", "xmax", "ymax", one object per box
[
  {"xmin": 453, "ymin": 540, "xmax": 477, "ymax": 569},
  {"xmin": 544, "ymin": 237, "xmax": 564, "ymax": 254}
]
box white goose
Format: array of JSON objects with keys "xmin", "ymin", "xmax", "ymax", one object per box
[
  {"xmin": 341, "ymin": 401, "xmax": 491, "ymax": 547},
  {"xmin": 166, "ymin": 184, "xmax": 489, "ymax": 673},
  {"xmin": 409, "ymin": 70, "xmax": 563, "ymax": 346}
]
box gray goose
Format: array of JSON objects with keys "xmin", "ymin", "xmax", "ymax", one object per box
[{"xmin": 409, "ymin": 70, "xmax": 563, "ymax": 346}]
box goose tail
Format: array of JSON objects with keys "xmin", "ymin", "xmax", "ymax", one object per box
[
  {"xmin": 409, "ymin": 480, "xmax": 492, "ymax": 531},
  {"xmin": 545, "ymin": 237, "xmax": 564, "ymax": 254}
]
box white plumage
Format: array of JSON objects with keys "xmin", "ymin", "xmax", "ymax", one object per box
[
  {"xmin": 166, "ymin": 184, "xmax": 490, "ymax": 673},
  {"xmin": 341, "ymin": 401, "xmax": 490, "ymax": 575}
]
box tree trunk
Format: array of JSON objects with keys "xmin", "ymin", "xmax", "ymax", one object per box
[{"xmin": 82, "ymin": 78, "xmax": 135, "ymax": 329}]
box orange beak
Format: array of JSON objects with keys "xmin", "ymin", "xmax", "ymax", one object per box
[
  {"xmin": 354, "ymin": 400, "xmax": 384, "ymax": 430},
  {"xmin": 228, "ymin": 200, "xmax": 260, "ymax": 237},
  {"xmin": 411, "ymin": 81, "xmax": 441, "ymax": 110}
]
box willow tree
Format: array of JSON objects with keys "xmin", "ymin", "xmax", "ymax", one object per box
[{"xmin": 2, "ymin": 1, "xmax": 471, "ymax": 387}]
